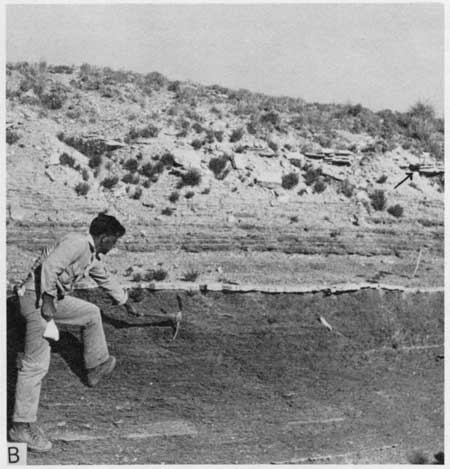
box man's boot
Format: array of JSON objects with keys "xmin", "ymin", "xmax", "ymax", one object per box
[
  {"xmin": 9, "ymin": 422, "xmax": 52, "ymax": 452},
  {"xmin": 86, "ymin": 355, "xmax": 116, "ymax": 387}
]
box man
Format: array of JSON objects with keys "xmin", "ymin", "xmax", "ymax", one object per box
[{"xmin": 9, "ymin": 213, "xmax": 151, "ymax": 452}]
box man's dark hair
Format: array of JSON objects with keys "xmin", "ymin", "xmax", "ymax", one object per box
[{"xmin": 89, "ymin": 213, "xmax": 126, "ymax": 237}]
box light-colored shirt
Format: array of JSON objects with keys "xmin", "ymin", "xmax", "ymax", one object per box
[{"xmin": 35, "ymin": 232, "xmax": 127, "ymax": 305}]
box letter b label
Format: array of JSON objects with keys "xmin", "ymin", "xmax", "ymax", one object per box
[{"xmin": 7, "ymin": 444, "xmax": 27, "ymax": 465}]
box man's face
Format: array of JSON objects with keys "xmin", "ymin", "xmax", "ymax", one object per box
[{"xmin": 98, "ymin": 234, "xmax": 120, "ymax": 255}]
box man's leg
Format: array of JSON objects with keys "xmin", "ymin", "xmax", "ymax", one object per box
[
  {"xmin": 10, "ymin": 292, "xmax": 52, "ymax": 452},
  {"xmin": 54, "ymin": 296, "xmax": 115, "ymax": 385}
]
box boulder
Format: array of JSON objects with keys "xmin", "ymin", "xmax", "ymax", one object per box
[{"xmin": 172, "ymin": 147, "xmax": 202, "ymax": 170}]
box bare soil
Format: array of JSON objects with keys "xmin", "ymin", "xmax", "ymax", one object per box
[{"xmin": 7, "ymin": 288, "xmax": 444, "ymax": 464}]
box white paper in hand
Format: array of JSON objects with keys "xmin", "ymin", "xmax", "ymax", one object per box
[{"xmin": 43, "ymin": 319, "xmax": 60, "ymax": 341}]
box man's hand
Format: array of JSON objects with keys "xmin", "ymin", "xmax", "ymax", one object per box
[
  {"xmin": 41, "ymin": 293, "xmax": 57, "ymax": 321},
  {"xmin": 124, "ymin": 301, "xmax": 143, "ymax": 317}
]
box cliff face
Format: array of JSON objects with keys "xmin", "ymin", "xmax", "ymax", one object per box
[{"xmin": 6, "ymin": 63, "xmax": 444, "ymax": 288}]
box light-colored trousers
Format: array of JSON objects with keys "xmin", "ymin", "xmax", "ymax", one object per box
[{"xmin": 12, "ymin": 291, "xmax": 109, "ymax": 423}]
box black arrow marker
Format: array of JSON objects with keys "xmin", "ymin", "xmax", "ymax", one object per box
[{"xmin": 393, "ymin": 172, "xmax": 413, "ymax": 190}]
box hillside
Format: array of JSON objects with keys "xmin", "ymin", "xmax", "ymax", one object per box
[{"xmin": 6, "ymin": 62, "xmax": 444, "ymax": 289}]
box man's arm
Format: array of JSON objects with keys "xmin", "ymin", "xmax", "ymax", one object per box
[{"xmin": 88, "ymin": 259, "xmax": 141, "ymax": 316}]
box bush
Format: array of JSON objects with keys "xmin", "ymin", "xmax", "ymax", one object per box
[
  {"xmin": 376, "ymin": 174, "xmax": 388, "ymax": 184},
  {"xmin": 339, "ymin": 179, "xmax": 354, "ymax": 198},
  {"xmin": 74, "ymin": 182, "xmax": 90, "ymax": 196},
  {"xmin": 268, "ymin": 140, "xmax": 279, "ymax": 153},
  {"xmin": 153, "ymin": 268, "xmax": 168, "ymax": 281},
  {"xmin": 6, "ymin": 128, "xmax": 20, "ymax": 145},
  {"xmin": 123, "ymin": 158, "xmax": 138, "ymax": 172},
  {"xmin": 184, "ymin": 191, "xmax": 195, "ymax": 199},
  {"xmin": 281, "ymin": 172, "xmax": 299, "ymax": 189},
  {"xmin": 303, "ymin": 166, "xmax": 322, "ymax": 186},
  {"xmin": 313, "ymin": 179, "xmax": 327, "ymax": 194},
  {"xmin": 214, "ymin": 130, "xmax": 224, "ymax": 142},
  {"xmin": 181, "ymin": 269, "xmax": 199, "ymax": 282},
  {"xmin": 162, "ymin": 207, "xmax": 174, "ymax": 216},
  {"xmin": 192, "ymin": 122, "xmax": 204, "ymax": 134},
  {"xmin": 209, "ymin": 156, "xmax": 228, "ymax": 177},
  {"xmin": 140, "ymin": 123, "xmax": 159, "ymax": 138},
  {"xmin": 160, "ymin": 151, "xmax": 175, "ymax": 167},
  {"xmin": 60, "ymin": 152, "xmax": 77, "ymax": 168},
  {"xmin": 181, "ymin": 168, "xmax": 202, "ymax": 186},
  {"xmin": 369, "ymin": 190, "xmax": 386, "ymax": 211},
  {"xmin": 169, "ymin": 191, "xmax": 180, "ymax": 203},
  {"xmin": 260, "ymin": 111, "xmax": 280, "ymax": 127},
  {"xmin": 191, "ymin": 139, "xmax": 204, "ymax": 150},
  {"xmin": 131, "ymin": 186, "xmax": 143, "ymax": 199},
  {"xmin": 101, "ymin": 176, "xmax": 119, "ymax": 189},
  {"xmin": 140, "ymin": 162, "xmax": 154, "ymax": 178},
  {"xmin": 81, "ymin": 168, "xmax": 90, "ymax": 181},
  {"xmin": 122, "ymin": 172, "xmax": 140, "ymax": 184},
  {"xmin": 88, "ymin": 154, "xmax": 102, "ymax": 169},
  {"xmin": 387, "ymin": 204, "xmax": 404, "ymax": 218},
  {"xmin": 143, "ymin": 178, "xmax": 152, "ymax": 188},
  {"xmin": 230, "ymin": 127, "xmax": 244, "ymax": 142},
  {"xmin": 40, "ymin": 87, "xmax": 67, "ymax": 110}
]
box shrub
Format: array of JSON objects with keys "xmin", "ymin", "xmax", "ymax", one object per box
[
  {"xmin": 60, "ymin": 152, "xmax": 77, "ymax": 168},
  {"xmin": 230, "ymin": 127, "xmax": 244, "ymax": 142},
  {"xmin": 214, "ymin": 130, "xmax": 224, "ymax": 142},
  {"xmin": 192, "ymin": 122, "xmax": 204, "ymax": 134},
  {"xmin": 298, "ymin": 188, "xmax": 308, "ymax": 196},
  {"xmin": 303, "ymin": 166, "xmax": 322, "ymax": 186},
  {"xmin": 160, "ymin": 151, "xmax": 175, "ymax": 167},
  {"xmin": 162, "ymin": 207, "xmax": 174, "ymax": 216},
  {"xmin": 153, "ymin": 268, "xmax": 168, "ymax": 281},
  {"xmin": 140, "ymin": 123, "xmax": 159, "ymax": 138},
  {"xmin": 339, "ymin": 179, "xmax": 354, "ymax": 198},
  {"xmin": 181, "ymin": 168, "xmax": 202, "ymax": 186},
  {"xmin": 260, "ymin": 111, "xmax": 280, "ymax": 127},
  {"xmin": 81, "ymin": 168, "xmax": 90, "ymax": 181},
  {"xmin": 281, "ymin": 172, "xmax": 299, "ymax": 189},
  {"xmin": 140, "ymin": 162, "xmax": 154, "ymax": 178},
  {"xmin": 209, "ymin": 156, "xmax": 228, "ymax": 177},
  {"xmin": 123, "ymin": 158, "xmax": 138, "ymax": 172},
  {"xmin": 143, "ymin": 178, "xmax": 152, "ymax": 188},
  {"xmin": 101, "ymin": 176, "xmax": 119, "ymax": 189},
  {"xmin": 369, "ymin": 190, "xmax": 386, "ymax": 211},
  {"xmin": 122, "ymin": 172, "xmax": 140, "ymax": 184},
  {"xmin": 376, "ymin": 174, "xmax": 388, "ymax": 184},
  {"xmin": 169, "ymin": 191, "xmax": 180, "ymax": 203},
  {"xmin": 290, "ymin": 215, "xmax": 299, "ymax": 223},
  {"xmin": 185, "ymin": 191, "xmax": 195, "ymax": 199},
  {"xmin": 201, "ymin": 187, "xmax": 211, "ymax": 195},
  {"xmin": 191, "ymin": 139, "xmax": 203, "ymax": 150},
  {"xmin": 387, "ymin": 204, "xmax": 404, "ymax": 218},
  {"xmin": 40, "ymin": 87, "xmax": 67, "ymax": 110},
  {"xmin": 181, "ymin": 269, "xmax": 199, "ymax": 282},
  {"xmin": 313, "ymin": 179, "xmax": 327, "ymax": 194},
  {"xmin": 6, "ymin": 128, "xmax": 20, "ymax": 145},
  {"xmin": 88, "ymin": 154, "xmax": 102, "ymax": 169},
  {"xmin": 74, "ymin": 182, "xmax": 90, "ymax": 196},
  {"xmin": 131, "ymin": 187, "xmax": 143, "ymax": 199},
  {"xmin": 268, "ymin": 140, "xmax": 279, "ymax": 153}
]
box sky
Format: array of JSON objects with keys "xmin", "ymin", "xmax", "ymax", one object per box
[{"xmin": 5, "ymin": 2, "xmax": 445, "ymax": 116}]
